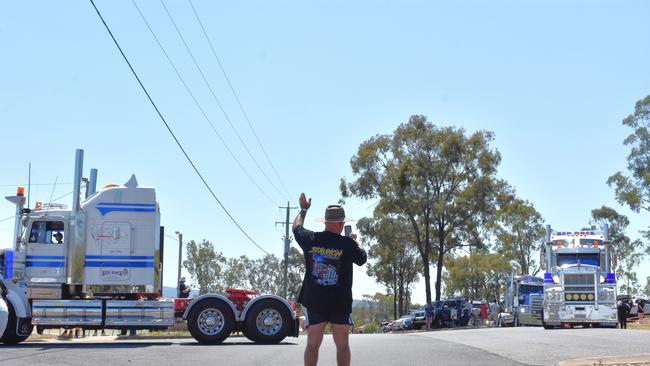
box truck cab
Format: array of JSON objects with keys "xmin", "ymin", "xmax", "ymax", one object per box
[{"xmin": 498, "ymin": 275, "xmax": 544, "ymax": 327}]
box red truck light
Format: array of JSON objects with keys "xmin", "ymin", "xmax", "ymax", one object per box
[{"xmin": 174, "ymin": 298, "xmax": 192, "ymax": 314}]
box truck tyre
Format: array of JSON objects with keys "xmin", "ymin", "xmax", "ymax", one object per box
[
  {"xmin": 187, "ymin": 299, "xmax": 234, "ymax": 344},
  {"xmin": 0, "ymin": 301, "xmax": 32, "ymax": 344},
  {"xmin": 244, "ymin": 299, "xmax": 291, "ymax": 344}
]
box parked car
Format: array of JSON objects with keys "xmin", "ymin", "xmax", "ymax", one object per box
[
  {"xmin": 392, "ymin": 314, "xmax": 414, "ymax": 331},
  {"xmin": 444, "ymin": 297, "xmax": 471, "ymax": 326},
  {"xmin": 431, "ymin": 301, "xmax": 452, "ymax": 328},
  {"xmin": 409, "ymin": 309, "xmax": 426, "ymax": 330},
  {"xmin": 381, "ymin": 321, "xmax": 393, "ymax": 333}
]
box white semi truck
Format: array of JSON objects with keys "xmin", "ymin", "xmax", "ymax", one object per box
[
  {"xmin": 0, "ymin": 149, "xmax": 299, "ymax": 344},
  {"xmin": 540, "ymin": 225, "xmax": 618, "ymax": 329}
]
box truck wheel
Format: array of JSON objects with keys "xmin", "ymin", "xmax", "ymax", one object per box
[
  {"xmin": 187, "ymin": 299, "xmax": 234, "ymax": 344},
  {"xmin": 0, "ymin": 301, "xmax": 32, "ymax": 344},
  {"xmin": 244, "ymin": 299, "xmax": 291, "ymax": 344}
]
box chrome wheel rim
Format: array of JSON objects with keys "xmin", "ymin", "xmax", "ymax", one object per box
[
  {"xmin": 255, "ymin": 309, "xmax": 283, "ymax": 336},
  {"xmin": 198, "ymin": 308, "xmax": 225, "ymax": 336}
]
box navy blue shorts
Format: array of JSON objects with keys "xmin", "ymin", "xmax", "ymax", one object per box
[{"xmin": 303, "ymin": 307, "xmax": 353, "ymax": 327}]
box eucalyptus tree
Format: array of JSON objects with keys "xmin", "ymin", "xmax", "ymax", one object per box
[
  {"xmin": 492, "ymin": 191, "xmax": 545, "ymax": 275},
  {"xmin": 342, "ymin": 115, "xmax": 501, "ymax": 302},
  {"xmin": 183, "ymin": 239, "xmax": 226, "ymax": 295},
  {"xmin": 608, "ymin": 95, "xmax": 650, "ymax": 241},
  {"xmin": 357, "ymin": 216, "xmax": 421, "ymax": 318}
]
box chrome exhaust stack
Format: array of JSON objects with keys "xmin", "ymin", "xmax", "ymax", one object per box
[{"xmin": 67, "ymin": 149, "xmax": 87, "ymax": 285}]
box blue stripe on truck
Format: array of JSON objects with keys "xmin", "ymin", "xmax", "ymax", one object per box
[
  {"xmin": 85, "ymin": 255, "xmax": 154, "ymax": 260},
  {"xmin": 84, "ymin": 261, "xmax": 154, "ymax": 268},
  {"xmin": 26, "ymin": 261, "xmax": 65, "ymax": 268}
]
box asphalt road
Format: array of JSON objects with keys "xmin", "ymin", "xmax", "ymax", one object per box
[{"xmin": 1, "ymin": 327, "xmax": 650, "ymax": 366}]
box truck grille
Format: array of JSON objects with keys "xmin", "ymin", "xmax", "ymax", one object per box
[
  {"xmin": 531, "ymin": 294, "xmax": 543, "ymax": 320},
  {"xmin": 564, "ymin": 274, "xmax": 594, "ymax": 286}
]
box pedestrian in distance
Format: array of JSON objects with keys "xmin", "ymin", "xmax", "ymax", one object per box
[
  {"xmin": 617, "ymin": 299, "xmax": 630, "ymax": 329},
  {"xmin": 638, "ymin": 299, "xmax": 645, "ymax": 325},
  {"xmin": 488, "ymin": 300, "xmax": 499, "ymax": 327},
  {"xmin": 292, "ymin": 193, "xmax": 367, "ymax": 366},
  {"xmin": 424, "ymin": 302, "xmax": 434, "ymax": 330},
  {"xmin": 178, "ymin": 277, "xmax": 190, "ymax": 298}
]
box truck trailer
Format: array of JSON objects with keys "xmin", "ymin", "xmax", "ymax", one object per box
[{"xmin": 0, "ymin": 149, "xmax": 299, "ymax": 344}]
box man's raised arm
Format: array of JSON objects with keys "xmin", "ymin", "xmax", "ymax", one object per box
[{"xmin": 292, "ymin": 193, "xmax": 312, "ymax": 231}]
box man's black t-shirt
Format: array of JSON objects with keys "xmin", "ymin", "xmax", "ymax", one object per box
[{"xmin": 293, "ymin": 226, "xmax": 367, "ymax": 314}]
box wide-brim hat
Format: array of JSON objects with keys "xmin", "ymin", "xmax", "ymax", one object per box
[{"xmin": 316, "ymin": 205, "xmax": 354, "ymax": 223}]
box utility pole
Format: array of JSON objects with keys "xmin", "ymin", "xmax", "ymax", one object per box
[
  {"xmin": 175, "ymin": 231, "xmax": 183, "ymax": 297},
  {"xmin": 276, "ymin": 202, "xmax": 298, "ymax": 299}
]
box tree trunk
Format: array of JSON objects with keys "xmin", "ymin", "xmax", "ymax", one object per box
[
  {"xmin": 423, "ymin": 253, "xmax": 432, "ymax": 304},
  {"xmin": 392, "ymin": 282, "xmax": 398, "ymax": 320},
  {"xmin": 435, "ymin": 231, "xmax": 445, "ymax": 301},
  {"xmin": 397, "ymin": 271, "xmax": 404, "ymax": 316}
]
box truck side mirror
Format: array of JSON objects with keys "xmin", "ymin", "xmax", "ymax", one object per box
[{"xmin": 539, "ymin": 250, "xmax": 546, "ymax": 271}]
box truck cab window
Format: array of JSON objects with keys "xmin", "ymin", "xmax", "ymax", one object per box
[{"xmin": 28, "ymin": 221, "xmax": 65, "ymax": 244}]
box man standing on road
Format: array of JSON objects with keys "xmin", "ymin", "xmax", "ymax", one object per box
[
  {"xmin": 617, "ymin": 299, "xmax": 630, "ymax": 329},
  {"xmin": 425, "ymin": 302, "xmax": 434, "ymax": 330},
  {"xmin": 293, "ymin": 193, "xmax": 367, "ymax": 366},
  {"xmin": 488, "ymin": 299, "xmax": 499, "ymax": 327}
]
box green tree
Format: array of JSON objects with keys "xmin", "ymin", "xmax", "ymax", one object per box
[
  {"xmin": 342, "ymin": 115, "xmax": 501, "ymax": 302},
  {"xmin": 590, "ymin": 206, "xmax": 647, "ymax": 295},
  {"xmin": 608, "ymin": 95, "xmax": 650, "ymax": 241},
  {"xmin": 284, "ymin": 247, "xmax": 305, "ymax": 302},
  {"xmin": 358, "ymin": 216, "xmax": 421, "ymax": 318},
  {"xmin": 492, "ymin": 191, "xmax": 545, "ymax": 275},
  {"xmin": 222, "ymin": 255, "xmax": 252, "ymax": 289},
  {"xmin": 183, "ymin": 239, "xmax": 226, "ymax": 295},
  {"xmin": 444, "ymin": 251, "xmax": 510, "ymax": 301},
  {"xmin": 221, "ymin": 251, "xmax": 302, "ymax": 298},
  {"xmin": 645, "ymin": 277, "xmax": 650, "ymax": 296}
]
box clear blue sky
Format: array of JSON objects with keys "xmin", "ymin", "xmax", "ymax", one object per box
[{"xmin": 1, "ymin": 0, "xmax": 649, "ymax": 305}]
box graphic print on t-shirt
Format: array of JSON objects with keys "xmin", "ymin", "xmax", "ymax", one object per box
[{"xmin": 309, "ymin": 246, "xmax": 342, "ymax": 286}]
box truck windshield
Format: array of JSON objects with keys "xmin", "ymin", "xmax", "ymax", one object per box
[
  {"xmin": 557, "ymin": 253, "xmax": 600, "ymax": 266},
  {"xmin": 519, "ymin": 284, "xmax": 543, "ymax": 295}
]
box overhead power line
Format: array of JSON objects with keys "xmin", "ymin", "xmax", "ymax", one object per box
[
  {"xmin": 159, "ymin": 0, "xmax": 291, "ymax": 203},
  {"xmin": 130, "ymin": 0, "xmax": 278, "ymax": 207},
  {"xmin": 89, "ymin": 0, "xmax": 270, "ymax": 256},
  {"xmin": 187, "ymin": 0, "xmax": 295, "ymax": 203},
  {"xmin": 0, "ymin": 215, "xmax": 16, "ymax": 224}
]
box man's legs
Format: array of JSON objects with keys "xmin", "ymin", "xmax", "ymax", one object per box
[
  {"xmin": 304, "ymin": 322, "xmax": 326, "ymax": 366},
  {"xmin": 332, "ymin": 324, "xmax": 351, "ymax": 366}
]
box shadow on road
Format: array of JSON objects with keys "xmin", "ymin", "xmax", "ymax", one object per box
[
  {"xmin": 179, "ymin": 341, "xmax": 298, "ymax": 347},
  {"xmin": 2, "ymin": 341, "xmax": 175, "ymax": 349},
  {"xmin": 2, "ymin": 340, "xmax": 299, "ymax": 349}
]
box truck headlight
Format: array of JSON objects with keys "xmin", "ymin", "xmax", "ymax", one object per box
[
  {"xmin": 520, "ymin": 307, "xmax": 526, "ymax": 313},
  {"xmin": 553, "ymin": 275, "xmax": 560, "ymax": 283}
]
